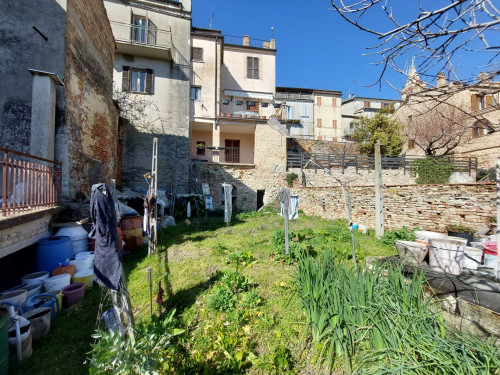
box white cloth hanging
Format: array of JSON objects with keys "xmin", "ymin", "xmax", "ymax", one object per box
[
  {"xmin": 222, "ymin": 183, "xmax": 233, "ymax": 223},
  {"xmin": 187, "ymin": 201, "xmax": 191, "ymax": 218},
  {"xmin": 205, "ymin": 196, "xmax": 213, "ymax": 211},
  {"xmin": 280, "ymin": 194, "xmax": 299, "ymax": 220}
]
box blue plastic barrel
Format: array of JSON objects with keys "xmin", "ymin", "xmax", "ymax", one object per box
[{"xmin": 36, "ymin": 236, "xmax": 73, "ymax": 275}]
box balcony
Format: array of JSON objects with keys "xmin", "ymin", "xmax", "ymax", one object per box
[
  {"xmin": 110, "ymin": 21, "xmax": 172, "ymax": 60},
  {"xmin": 274, "ymin": 92, "xmax": 314, "ymax": 101}
]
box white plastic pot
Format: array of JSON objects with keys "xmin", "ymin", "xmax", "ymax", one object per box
[
  {"xmin": 69, "ymin": 257, "xmax": 93, "ymax": 272},
  {"xmin": 55, "ymin": 226, "xmax": 89, "ymax": 255},
  {"xmin": 484, "ymin": 254, "xmax": 498, "ymax": 269},
  {"xmin": 0, "ymin": 290, "xmax": 27, "ymax": 306},
  {"xmin": 8, "ymin": 315, "xmax": 32, "ymax": 360},
  {"xmin": 461, "ymin": 247, "xmax": 483, "ymax": 270},
  {"xmin": 21, "ymin": 271, "xmax": 49, "ymax": 286},
  {"xmin": 43, "ymin": 274, "xmax": 71, "ymax": 292},
  {"xmin": 414, "ymin": 231, "xmax": 447, "ymax": 245},
  {"xmin": 395, "ymin": 241, "xmax": 428, "ymax": 265},
  {"xmin": 429, "ymin": 238, "xmax": 465, "ymax": 275}
]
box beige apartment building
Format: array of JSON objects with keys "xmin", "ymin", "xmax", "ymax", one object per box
[
  {"xmin": 313, "ymin": 90, "xmax": 343, "ymax": 141},
  {"xmin": 103, "ymin": 0, "xmax": 192, "ymax": 193}
]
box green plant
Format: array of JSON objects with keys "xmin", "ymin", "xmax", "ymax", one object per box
[
  {"xmin": 294, "ymin": 251, "xmax": 500, "ymax": 373},
  {"xmin": 207, "ymin": 286, "xmax": 236, "ymax": 311},
  {"xmin": 239, "ymin": 291, "xmax": 261, "ymax": 309},
  {"xmin": 412, "ymin": 157, "xmax": 455, "ymax": 184},
  {"xmin": 379, "ymin": 226, "xmax": 415, "ymax": 245},
  {"xmin": 89, "ymin": 309, "xmax": 184, "ymax": 374},
  {"xmin": 477, "ymin": 167, "xmax": 496, "ymax": 182},
  {"xmin": 272, "ymin": 346, "xmax": 294, "ymax": 372},
  {"xmin": 227, "ymin": 250, "xmax": 254, "ymax": 267},
  {"xmin": 446, "ymin": 224, "xmax": 475, "ymax": 234},
  {"xmin": 286, "ymin": 173, "xmax": 298, "ymax": 187},
  {"xmin": 211, "ymin": 241, "xmax": 228, "ymax": 255},
  {"xmin": 221, "ymin": 270, "xmax": 252, "ymax": 293},
  {"xmin": 488, "ymin": 216, "xmax": 497, "ymax": 223}
]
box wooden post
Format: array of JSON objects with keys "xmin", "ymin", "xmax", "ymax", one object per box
[
  {"xmin": 149, "ymin": 138, "xmax": 158, "ymax": 255},
  {"xmin": 375, "ymin": 142, "xmax": 384, "ymax": 238}
]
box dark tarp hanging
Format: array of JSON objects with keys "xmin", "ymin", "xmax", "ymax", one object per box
[{"xmin": 90, "ymin": 183, "xmax": 122, "ymax": 291}]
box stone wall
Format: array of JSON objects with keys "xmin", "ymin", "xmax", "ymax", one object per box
[
  {"xmin": 292, "ymin": 183, "xmax": 496, "ymax": 233},
  {"xmin": 62, "ymin": 0, "xmax": 119, "ymax": 198},
  {"xmin": 200, "ymin": 123, "xmax": 288, "ymax": 211},
  {"xmin": 453, "ymin": 132, "xmax": 500, "ymax": 170}
]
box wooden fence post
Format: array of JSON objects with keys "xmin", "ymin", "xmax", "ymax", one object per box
[{"xmin": 375, "ymin": 142, "xmax": 384, "ymax": 238}]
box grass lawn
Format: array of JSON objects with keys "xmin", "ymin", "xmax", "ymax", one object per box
[{"xmin": 13, "ymin": 210, "xmax": 396, "ymax": 374}]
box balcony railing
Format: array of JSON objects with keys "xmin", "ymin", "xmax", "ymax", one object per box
[
  {"xmin": 275, "ymin": 92, "xmax": 314, "ymax": 101},
  {"xmin": 110, "ymin": 21, "xmax": 172, "ymax": 50},
  {"xmin": 1, "ymin": 147, "xmax": 62, "ymax": 217},
  {"xmin": 191, "ymin": 147, "xmax": 253, "ymax": 164}
]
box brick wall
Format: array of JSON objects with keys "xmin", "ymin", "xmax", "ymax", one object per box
[
  {"xmin": 292, "ymin": 183, "xmax": 496, "ymax": 232},
  {"xmin": 62, "ymin": 0, "xmax": 119, "ymax": 198}
]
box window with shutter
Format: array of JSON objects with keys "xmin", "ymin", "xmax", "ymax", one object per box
[
  {"xmin": 122, "ymin": 66, "xmax": 131, "ymax": 92},
  {"xmin": 190, "ymin": 86, "xmax": 201, "ymax": 100},
  {"xmin": 147, "ymin": 19, "xmax": 157, "ymax": 44},
  {"xmin": 145, "ymin": 69, "xmax": 154, "ymax": 94},
  {"xmin": 485, "ymin": 95, "xmax": 493, "ymax": 107},
  {"xmin": 471, "ymin": 94, "xmax": 479, "ymax": 111},
  {"xmin": 247, "ymin": 57, "xmax": 259, "ymax": 79},
  {"xmin": 317, "ymin": 97, "xmax": 321, "ymax": 106},
  {"xmin": 317, "ymin": 118, "xmax": 322, "ymax": 128},
  {"xmin": 364, "ymin": 101, "xmax": 370, "ymax": 108},
  {"xmin": 332, "ymin": 98, "xmax": 337, "ymax": 107},
  {"xmin": 192, "ymin": 47, "xmax": 203, "ymax": 61},
  {"xmin": 332, "ymin": 120, "xmax": 337, "ymax": 129},
  {"xmin": 408, "ymin": 140, "xmax": 415, "ymax": 150}
]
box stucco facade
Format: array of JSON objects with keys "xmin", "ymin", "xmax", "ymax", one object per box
[
  {"xmin": 104, "ymin": 0, "xmax": 192, "ymax": 193},
  {"xmin": 275, "ymin": 87, "xmax": 314, "ymax": 138},
  {"xmin": 313, "ymin": 90, "xmax": 343, "ymax": 141}
]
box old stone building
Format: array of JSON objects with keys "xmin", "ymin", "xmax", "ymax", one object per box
[
  {"xmin": 0, "ymin": 0, "xmax": 120, "ymax": 199},
  {"xmin": 103, "ymin": 0, "xmax": 192, "ymax": 194}
]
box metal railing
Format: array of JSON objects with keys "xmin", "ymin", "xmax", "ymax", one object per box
[
  {"xmin": 191, "ymin": 147, "xmax": 252, "ymax": 164},
  {"xmin": 287, "ymin": 150, "xmax": 478, "ymax": 174},
  {"xmin": 275, "ymin": 92, "xmax": 314, "ymax": 101},
  {"xmin": 110, "ymin": 21, "xmax": 172, "ymax": 50},
  {"xmin": 1, "ymin": 147, "xmax": 62, "ymax": 217}
]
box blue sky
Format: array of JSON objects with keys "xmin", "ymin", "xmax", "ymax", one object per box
[{"xmin": 192, "ymin": 0, "xmax": 496, "ymax": 100}]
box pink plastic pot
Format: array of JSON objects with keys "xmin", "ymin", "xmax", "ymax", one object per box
[{"xmin": 62, "ymin": 283, "xmax": 85, "ymax": 307}]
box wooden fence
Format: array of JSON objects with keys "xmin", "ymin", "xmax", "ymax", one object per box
[
  {"xmin": 287, "ymin": 151, "xmax": 477, "ymax": 175},
  {"xmin": 1, "ymin": 147, "xmax": 62, "ymax": 217}
]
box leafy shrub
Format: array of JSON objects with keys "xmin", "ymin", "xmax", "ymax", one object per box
[
  {"xmin": 221, "ymin": 270, "xmax": 252, "ymax": 293},
  {"xmin": 274, "ymin": 241, "xmax": 305, "ymax": 264},
  {"xmin": 239, "ymin": 291, "xmax": 261, "ymax": 309},
  {"xmin": 272, "ymin": 346, "xmax": 294, "ymax": 372},
  {"xmin": 477, "ymin": 167, "xmax": 496, "ymax": 182},
  {"xmin": 286, "ymin": 173, "xmax": 298, "ymax": 187},
  {"xmin": 412, "ymin": 157, "xmax": 454, "ymax": 184},
  {"xmin": 227, "ymin": 250, "xmax": 254, "ymax": 266},
  {"xmin": 379, "ymin": 227, "xmax": 415, "ymax": 245},
  {"xmin": 89, "ymin": 310, "xmax": 184, "ymax": 374},
  {"xmin": 207, "ymin": 286, "xmax": 236, "ymax": 311},
  {"xmin": 211, "ymin": 241, "xmax": 228, "ymax": 255}
]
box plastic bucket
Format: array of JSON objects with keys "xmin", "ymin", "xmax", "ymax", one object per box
[
  {"xmin": 73, "ymin": 269, "xmax": 94, "ymax": 289},
  {"xmin": 46, "ymin": 290, "xmax": 63, "ymax": 311},
  {"xmin": 0, "ymin": 290, "xmax": 27, "ymax": 306},
  {"xmin": 8, "ymin": 315, "xmax": 32, "ymax": 360},
  {"xmin": 55, "ymin": 226, "xmax": 89, "ymax": 255},
  {"xmin": 74, "ymin": 251, "xmax": 94, "ymax": 260},
  {"xmin": 21, "ymin": 307, "xmax": 51, "ymax": 341},
  {"xmin": 395, "ymin": 241, "xmax": 428, "ymax": 265},
  {"xmin": 62, "ymin": 283, "xmax": 85, "ymax": 307},
  {"xmin": 461, "ymin": 247, "xmax": 483, "ymax": 270},
  {"xmin": 484, "ymin": 254, "xmax": 498, "ymax": 269},
  {"xmin": 43, "ymin": 274, "xmax": 71, "ymax": 292},
  {"xmin": 69, "ymin": 257, "xmax": 93, "ymax": 272},
  {"xmin": 0, "ymin": 308, "xmax": 9, "ymax": 374},
  {"xmin": 14, "ymin": 284, "xmax": 41, "ymax": 299},
  {"xmin": 429, "ymin": 238, "xmax": 465, "ymax": 275},
  {"xmin": 21, "ymin": 271, "xmax": 49, "ymax": 286},
  {"xmin": 414, "ymin": 231, "xmax": 446, "ymax": 243},
  {"xmin": 482, "ymin": 242, "xmax": 497, "ymax": 256},
  {"xmin": 36, "ymin": 236, "xmax": 73, "ymax": 275}
]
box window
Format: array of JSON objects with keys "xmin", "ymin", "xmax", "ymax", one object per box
[
  {"xmin": 273, "ymin": 103, "xmax": 281, "ymax": 109},
  {"xmin": 261, "ymin": 102, "xmax": 269, "ymax": 107},
  {"xmin": 122, "ymin": 66, "xmax": 154, "ymax": 94},
  {"xmin": 364, "ymin": 101, "xmax": 370, "ymax": 108},
  {"xmin": 332, "ymin": 120, "xmax": 337, "ymax": 129},
  {"xmin": 408, "ymin": 140, "xmax": 415, "ymax": 150},
  {"xmin": 332, "ymin": 98, "xmax": 337, "ymax": 107},
  {"xmin": 301, "ymin": 105, "xmax": 308, "ymax": 117},
  {"xmin": 196, "ymin": 141, "xmax": 206, "ymax": 155},
  {"xmin": 222, "ymin": 99, "xmax": 230, "ymax": 105},
  {"xmin": 472, "ymin": 121, "xmax": 489, "ymax": 138},
  {"xmin": 132, "ymin": 16, "xmax": 157, "ymax": 44},
  {"xmin": 247, "ymin": 57, "xmax": 259, "ymax": 79},
  {"xmin": 235, "ymin": 100, "xmax": 243, "ymax": 106},
  {"xmin": 190, "ymin": 86, "xmax": 201, "ymax": 100},
  {"xmin": 224, "ymin": 139, "xmax": 240, "ymax": 163},
  {"xmin": 192, "ymin": 47, "xmax": 203, "ymax": 61},
  {"xmin": 317, "ymin": 97, "xmax": 321, "ymax": 106},
  {"xmin": 247, "ymin": 101, "xmax": 258, "ymax": 112},
  {"xmin": 286, "ymin": 106, "xmax": 295, "ymax": 119},
  {"xmin": 317, "ymin": 118, "xmax": 322, "ymax": 128}
]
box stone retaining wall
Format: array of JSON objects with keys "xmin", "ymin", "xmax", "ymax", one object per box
[{"xmin": 292, "ymin": 183, "xmax": 496, "ymax": 232}]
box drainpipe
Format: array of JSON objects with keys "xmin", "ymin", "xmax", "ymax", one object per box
[{"xmin": 215, "ymin": 36, "xmax": 218, "ymax": 129}]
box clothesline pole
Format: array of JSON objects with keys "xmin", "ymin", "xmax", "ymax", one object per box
[{"xmin": 149, "ymin": 138, "xmax": 158, "ymax": 255}]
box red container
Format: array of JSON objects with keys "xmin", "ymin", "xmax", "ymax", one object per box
[
  {"xmin": 62, "ymin": 283, "xmax": 85, "ymax": 307},
  {"xmin": 482, "ymin": 242, "xmax": 498, "ymax": 256},
  {"xmin": 120, "ymin": 216, "xmax": 142, "ymax": 230}
]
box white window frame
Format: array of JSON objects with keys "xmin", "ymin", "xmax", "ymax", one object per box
[
  {"xmin": 131, "ymin": 68, "xmax": 147, "ymax": 93},
  {"xmin": 190, "ymin": 86, "xmax": 201, "ymax": 100}
]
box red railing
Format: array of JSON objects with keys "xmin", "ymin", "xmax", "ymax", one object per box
[{"xmin": 1, "ymin": 147, "xmax": 62, "ymax": 217}]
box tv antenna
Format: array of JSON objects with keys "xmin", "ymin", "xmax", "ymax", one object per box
[{"xmin": 209, "ymin": 12, "xmax": 215, "ymax": 29}]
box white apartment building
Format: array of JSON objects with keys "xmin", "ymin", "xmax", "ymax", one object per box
[
  {"xmin": 275, "ymin": 87, "xmax": 314, "ymax": 138},
  {"xmin": 103, "ymin": 0, "xmax": 192, "ymax": 193}
]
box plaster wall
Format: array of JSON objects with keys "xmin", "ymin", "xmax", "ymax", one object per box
[{"xmin": 314, "ymin": 93, "xmax": 342, "ymax": 141}]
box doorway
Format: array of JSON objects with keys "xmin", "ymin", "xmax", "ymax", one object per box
[
  {"xmin": 224, "ymin": 139, "xmax": 240, "ymax": 163},
  {"xmin": 257, "ymin": 189, "xmax": 265, "ymax": 210}
]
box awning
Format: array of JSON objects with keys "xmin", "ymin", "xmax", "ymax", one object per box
[{"xmin": 224, "ymin": 89, "xmax": 273, "ymax": 101}]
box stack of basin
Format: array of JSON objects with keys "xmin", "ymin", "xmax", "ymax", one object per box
[
  {"xmin": 55, "ymin": 226, "xmax": 89, "ymax": 255},
  {"xmin": 429, "ymin": 238, "xmax": 465, "ymax": 275}
]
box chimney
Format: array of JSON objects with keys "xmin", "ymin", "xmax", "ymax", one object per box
[
  {"xmin": 437, "ymin": 71, "xmax": 446, "ymax": 87},
  {"xmin": 270, "ymin": 39, "xmax": 276, "ymax": 49},
  {"xmin": 243, "ymin": 35, "xmax": 249, "ymax": 47},
  {"xmin": 28, "ymin": 69, "xmax": 64, "ymax": 160},
  {"xmin": 262, "ymin": 41, "xmax": 269, "ymax": 49}
]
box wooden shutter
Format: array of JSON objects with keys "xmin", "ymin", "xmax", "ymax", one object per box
[
  {"xmin": 485, "ymin": 95, "xmax": 493, "ymax": 107},
  {"xmin": 333, "ymin": 120, "xmax": 337, "ymax": 129},
  {"xmin": 122, "ymin": 66, "xmax": 130, "ymax": 92},
  {"xmin": 317, "ymin": 118, "xmax": 322, "ymax": 128},
  {"xmin": 471, "ymin": 94, "xmax": 479, "ymax": 111},
  {"xmin": 332, "ymin": 98, "xmax": 337, "ymax": 107},
  {"xmin": 317, "ymin": 97, "xmax": 321, "ymax": 106},
  {"xmin": 147, "ymin": 19, "xmax": 157, "ymax": 44},
  {"xmin": 145, "ymin": 69, "xmax": 154, "ymax": 94},
  {"xmin": 247, "ymin": 57, "xmax": 259, "ymax": 79},
  {"xmin": 253, "ymin": 57, "xmax": 259, "ymax": 79},
  {"xmin": 247, "ymin": 57, "xmax": 253, "ymax": 78}
]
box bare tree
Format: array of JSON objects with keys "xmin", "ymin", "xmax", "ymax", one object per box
[
  {"xmin": 329, "ymin": 1, "xmax": 500, "ymax": 89},
  {"xmin": 402, "ymin": 101, "xmax": 472, "ymax": 156}
]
